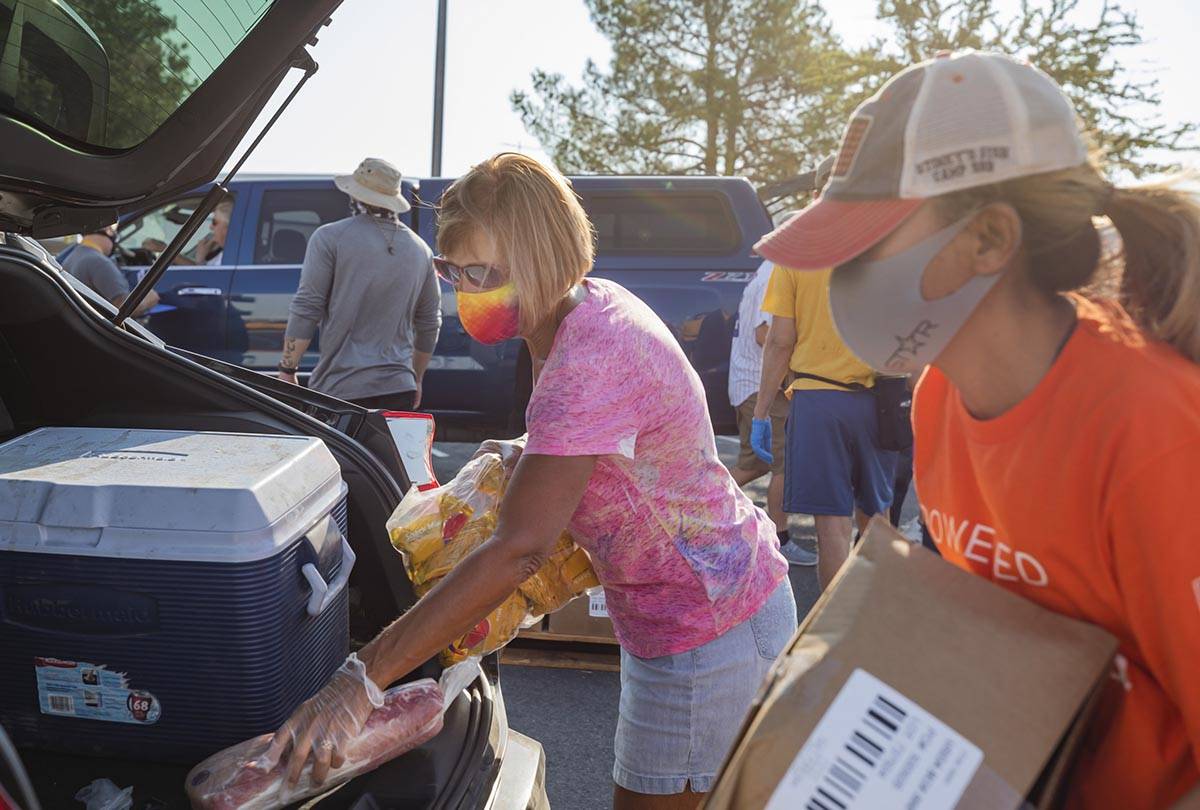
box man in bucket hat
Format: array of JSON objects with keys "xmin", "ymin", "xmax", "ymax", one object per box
[{"xmin": 280, "ymin": 157, "xmax": 440, "ymax": 410}]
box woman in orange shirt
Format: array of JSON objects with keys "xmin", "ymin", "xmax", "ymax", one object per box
[{"xmin": 757, "ymin": 50, "xmax": 1200, "ymax": 808}]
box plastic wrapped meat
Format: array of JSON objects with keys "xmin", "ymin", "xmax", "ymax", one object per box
[{"xmin": 185, "ymin": 679, "xmax": 445, "ymax": 810}]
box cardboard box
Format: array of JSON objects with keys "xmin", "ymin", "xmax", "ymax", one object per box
[
  {"xmin": 705, "ymin": 519, "xmax": 1117, "ymax": 810},
  {"xmin": 545, "ymin": 588, "xmax": 616, "ymax": 642}
]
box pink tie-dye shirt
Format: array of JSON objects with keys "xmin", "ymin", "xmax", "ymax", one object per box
[{"xmin": 524, "ymin": 278, "xmax": 788, "ymax": 658}]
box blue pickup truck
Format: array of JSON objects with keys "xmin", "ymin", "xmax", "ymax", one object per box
[{"xmin": 108, "ymin": 174, "xmax": 772, "ymax": 435}]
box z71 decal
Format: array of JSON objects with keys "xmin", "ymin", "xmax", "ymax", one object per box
[{"xmin": 701, "ymin": 272, "xmax": 754, "ymax": 282}]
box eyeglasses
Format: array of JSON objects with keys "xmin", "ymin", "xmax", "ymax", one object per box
[{"xmin": 433, "ymin": 257, "xmax": 506, "ymax": 291}]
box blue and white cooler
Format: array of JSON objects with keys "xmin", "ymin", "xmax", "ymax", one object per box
[{"xmin": 0, "ymin": 427, "xmax": 353, "ymax": 763}]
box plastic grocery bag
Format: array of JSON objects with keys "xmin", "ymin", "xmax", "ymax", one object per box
[
  {"xmin": 387, "ymin": 452, "xmax": 600, "ymax": 663},
  {"xmin": 75, "ymin": 778, "xmax": 133, "ymax": 810}
]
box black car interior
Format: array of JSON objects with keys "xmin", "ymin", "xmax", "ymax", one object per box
[
  {"xmin": 270, "ymin": 228, "xmax": 309, "ymax": 264},
  {"xmin": 0, "ymin": 245, "xmax": 504, "ymax": 808}
]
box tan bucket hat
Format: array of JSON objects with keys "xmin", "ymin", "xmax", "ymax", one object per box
[{"xmin": 335, "ymin": 157, "xmax": 411, "ymax": 214}]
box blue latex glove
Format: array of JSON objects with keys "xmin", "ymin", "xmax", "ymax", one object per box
[{"xmin": 750, "ymin": 418, "xmax": 773, "ymax": 465}]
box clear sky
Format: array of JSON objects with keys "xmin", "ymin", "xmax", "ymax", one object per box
[{"xmin": 237, "ymin": 0, "xmax": 1198, "ymax": 179}]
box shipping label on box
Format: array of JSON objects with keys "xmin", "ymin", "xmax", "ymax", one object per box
[{"xmin": 765, "ymin": 669, "xmax": 981, "ymax": 810}]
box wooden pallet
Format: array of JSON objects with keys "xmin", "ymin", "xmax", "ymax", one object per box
[
  {"xmin": 502, "ymin": 636, "xmax": 621, "ymax": 672},
  {"xmin": 517, "ymin": 629, "xmax": 619, "ymax": 646}
]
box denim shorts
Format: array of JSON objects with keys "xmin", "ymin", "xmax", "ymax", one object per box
[
  {"xmin": 784, "ymin": 388, "xmax": 899, "ymax": 517},
  {"xmin": 612, "ymin": 578, "xmax": 797, "ymax": 794}
]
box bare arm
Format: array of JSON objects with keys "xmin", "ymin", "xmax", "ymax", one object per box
[
  {"xmin": 413, "ymin": 351, "xmax": 432, "ymax": 380},
  {"xmin": 280, "ymin": 335, "xmax": 311, "ymax": 370},
  {"xmin": 754, "ymin": 315, "xmax": 796, "ymax": 419},
  {"xmin": 411, "ymin": 350, "xmax": 432, "ymax": 407},
  {"xmin": 359, "ymin": 452, "xmax": 596, "ymax": 687},
  {"xmin": 112, "ymin": 289, "xmax": 160, "ymax": 317},
  {"xmin": 277, "ymin": 335, "xmax": 311, "ymax": 384},
  {"xmin": 754, "ymin": 322, "xmax": 769, "ymax": 347}
]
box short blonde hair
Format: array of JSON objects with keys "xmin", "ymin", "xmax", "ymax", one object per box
[{"xmin": 436, "ymin": 153, "xmax": 595, "ymax": 332}]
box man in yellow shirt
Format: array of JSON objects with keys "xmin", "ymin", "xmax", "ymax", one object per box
[{"xmin": 752, "ymin": 265, "xmax": 898, "ymax": 588}]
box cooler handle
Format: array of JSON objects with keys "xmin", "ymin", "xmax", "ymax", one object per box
[{"xmin": 301, "ymin": 536, "xmax": 356, "ymax": 617}]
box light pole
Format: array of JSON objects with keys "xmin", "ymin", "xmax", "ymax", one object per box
[{"xmin": 431, "ymin": 0, "xmax": 448, "ymax": 176}]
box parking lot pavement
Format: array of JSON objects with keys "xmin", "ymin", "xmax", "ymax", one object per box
[{"xmin": 431, "ymin": 440, "xmax": 914, "ymax": 810}]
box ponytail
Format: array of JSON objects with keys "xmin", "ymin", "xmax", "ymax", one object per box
[
  {"xmin": 1104, "ymin": 182, "xmax": 1200, "ymax": 363},
  {"xmin": 936, "ymin": 159, "xmax": 1200, "ymax": 364}
]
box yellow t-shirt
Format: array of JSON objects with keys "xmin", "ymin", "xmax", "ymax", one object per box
[{"xmin": 762, "ymin": 266, "xmax": 875, "ymax": 392}]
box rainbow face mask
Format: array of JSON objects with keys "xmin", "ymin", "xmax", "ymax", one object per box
[{"xmin": 456, "ymin": 283, "xmax": 520, "ymax": 345}]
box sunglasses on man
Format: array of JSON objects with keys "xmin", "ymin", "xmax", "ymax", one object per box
[{"xmin": 432, "ymin": 257, "xmax": 507, "ymax": 291}]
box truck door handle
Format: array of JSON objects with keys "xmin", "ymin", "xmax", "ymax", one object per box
[{"xmin": 176, "ymin": 287, "xmax": 223, "ymax": 297}]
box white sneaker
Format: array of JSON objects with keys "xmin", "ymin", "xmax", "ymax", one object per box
[{"xmin": 779, "ymin": 542, "xmax": 818, "ymax": 567}]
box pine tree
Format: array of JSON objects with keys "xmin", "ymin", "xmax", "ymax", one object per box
[{"xmin": 513, "ymin": 0, "xmax": 1194, "ymax": 188}]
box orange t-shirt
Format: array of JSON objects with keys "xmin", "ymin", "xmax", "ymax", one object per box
[{"xmin": 913, "ymin": 297, "xmax": 1200, "ymax": 809}]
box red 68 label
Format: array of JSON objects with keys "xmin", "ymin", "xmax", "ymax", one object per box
[{"xmin": 127, "ymin": 692, "xmax": 158, "ymax": 723}]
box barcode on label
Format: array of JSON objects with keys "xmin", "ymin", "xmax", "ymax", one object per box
[
  {"xmin": 588, "ymin": 590, "xmax": 608, "ymax": 618},
  {"xmin": 806, "ymin": 693, "xmax": 908, "ymax": 810},
  {"xmin": 765, "ymin": 669, "xmax": 982, "ymax": 810},
  {"xmin": 47, "ymin": 694, "xmax": 75, "ymax": 714}
]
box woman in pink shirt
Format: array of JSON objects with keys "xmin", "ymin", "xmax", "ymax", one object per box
[{"xmin": 267, "ymin": 153, "xmax": 794, "ymax": 810}]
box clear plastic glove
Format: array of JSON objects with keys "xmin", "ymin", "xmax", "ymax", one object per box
[
  {"xmin": 256, "ymin": 653, "xmax": 385, "ymax": 788},
  {"xmin": 75, "ymin": 778, "xmax": 133, "ymax": 810},
  {"xmin": 750, "ymin": 418, "xmax": 773, "ymax": 465},
  {"xmin": 472, "ymin": 435, "xmax": 526, "ymax": 475}
]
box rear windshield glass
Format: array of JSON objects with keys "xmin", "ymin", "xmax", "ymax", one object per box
[
  {"xmin": 0, "ymin": 0, "xmax": 271, "ymax": 149},
  {"xmin": 582, "ymin": 192, "xmax": 740, "ymax": 255}
]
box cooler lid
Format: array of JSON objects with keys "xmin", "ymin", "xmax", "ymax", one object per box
[{"xmin": 0, "ymin": 428, "xmax": 344, "ymax": 562}]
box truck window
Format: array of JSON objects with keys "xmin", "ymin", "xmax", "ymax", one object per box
[
  {"xmin": 253, "ymin": 188, "xmax": 347, "ymax": 265},
  {"xmin": 581, "ymin": 192, "xmax": 740, "ymax": 255},
  {"xmin": 117, "ymin": 193, "xmax": 235, "ymax": 265}
]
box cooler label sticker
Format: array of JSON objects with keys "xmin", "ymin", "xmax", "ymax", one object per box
[
  {"xmin": 765, "ymin": 668, "xmax": 981, "ymax": 810},
  {"xmin": 588, "ymin": 589, "xmax": 608, "ymax": 618},
  {"xmin": 34, "ymin": 658, "xmax": 161, "ymax": 725}
]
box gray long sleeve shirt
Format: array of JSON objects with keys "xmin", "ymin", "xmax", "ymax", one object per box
[{"xmin": 286, "ymin": 214, "xmax": 441, "ymax": 400}]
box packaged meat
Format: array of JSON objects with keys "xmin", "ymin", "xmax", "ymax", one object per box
[
  {"xmin": 387, "ymin": 452, "xmax": 599, "ymax": 664},
  {"xmin": 185, "ymin": 679, "xmax": 444, "ymax": 810}
]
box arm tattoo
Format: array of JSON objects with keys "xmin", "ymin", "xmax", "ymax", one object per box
[{"xmin": 282, "ymin": 337, "xmax": 298, "ymax": 366}]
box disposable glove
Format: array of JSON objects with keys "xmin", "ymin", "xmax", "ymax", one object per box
[
  {"xmin": 750, "ymin": 418, "xmax": 774, "ymax": 465},
  {"xmin": 257, "ymin": 653, "xmax": 385, "ymax": 788}
]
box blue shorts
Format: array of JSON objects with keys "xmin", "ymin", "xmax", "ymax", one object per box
[
  {"xmin": 783, "ymin": 388, "xmax": 899, "ymax": 517},
  {"xmin": 612, "ymin": 579, "xmax": 797, "ymax": 794}
]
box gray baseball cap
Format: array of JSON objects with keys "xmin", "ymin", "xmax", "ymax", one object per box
[{"xmin": 756, "ymin": 50, "xmax": 1087, "ymax": 270}]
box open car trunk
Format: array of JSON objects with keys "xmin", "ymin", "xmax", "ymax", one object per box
[
  {"xmin": 0, "ymin": 240, "xmax": 508, "ymax": 809},
  {"xmin": 0, "ymin": 0, "xmax": 346, "ymax": 237}
]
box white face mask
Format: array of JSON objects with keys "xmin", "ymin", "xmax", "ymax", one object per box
[{"xmin": 828, "ymin": 215, "xmax": 1002, "ymax": 374}]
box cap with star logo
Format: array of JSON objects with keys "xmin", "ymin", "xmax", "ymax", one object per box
[{"xmin": 755, "ymin": 49, "xmax": 1088, "ymax": 271}]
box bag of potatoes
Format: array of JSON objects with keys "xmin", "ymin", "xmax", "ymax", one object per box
[{"xmin": 387, "ymin": 452, "xmax": 599, "ymax": 664}]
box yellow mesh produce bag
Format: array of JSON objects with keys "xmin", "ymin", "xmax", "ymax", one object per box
[{"xmin": 386, "ymin": 452, "xmax": 599, "ymax": 664}]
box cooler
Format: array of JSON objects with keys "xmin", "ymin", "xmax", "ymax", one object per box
[{"xmin": 0, "ymin": 427, "xmax": 353, "ymax": 763}]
